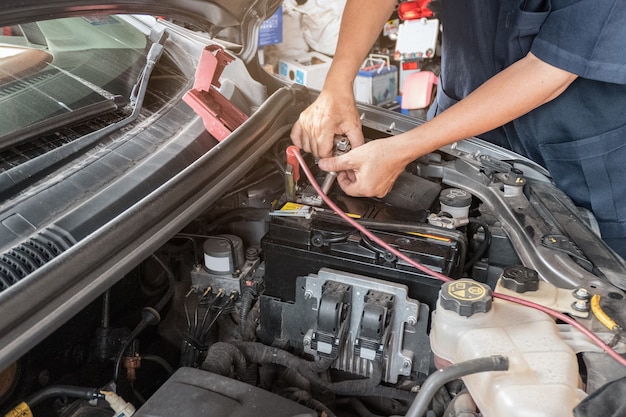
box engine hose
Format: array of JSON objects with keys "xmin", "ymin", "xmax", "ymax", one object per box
[
  {"xmin": 142, "ymin": 354, "xmax": 174, "ymax": 376},
  {"xmin": 240, "ymin": 341, "xmax": 333, "ymax": 374},
  {"xmin": 5, "ymin": 386, "xmax": 104, "ymax": 417},
  {"xmin": 201, "ymin": 342, "xmax": 247, "ymax": 379},
  {"xmin": 590, "ymin": 294, "xmax": 622, "ymax": 334},
  {"xmin": 463, "ymin": 219, "xmax": 492, "ymax": 273},
  {"xmin": 113, "ymin": 307, "xmax": 161, "ymax": 383},
  {"xmin": 239, "ymin": 288, "xmax": 255, "ymax": 339},
  {"xmin": 279, "ymin": 367, "xmax": 312, "ymax": 392},
  {"xmin": 241, "ymin": 302, "xmax": 260, "ymax": 342},
  {"xmin": 150, "ymin": 254, "xmax": 176, "ymax": 313},
  {"xmin": 337, "ymin": 398, "xmax": 385, "ymax": 417},
  {"xmin": 113, "ymin": 254, "xmax": 174, "ymax": 384},
  {"xmin": 288, "ymin": 390, "xmax": 337, "ymax": 417},
  {"xmin": 354, "ymin": 385, "xmax": 416, "ymax": 403},
  {"xmin": 233, "ymin": 342, "xmax": 385, "ymax": 396},
  {"xmin": 402, "ymin": 356, "xmax": 509, "ymax": 417}
]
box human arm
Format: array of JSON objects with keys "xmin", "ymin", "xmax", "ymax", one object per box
[
  {"xmin": 318, "ymin": 52, "xmax": 578, "ymax": 197},
  {"xmin": 290, "ymin": 0, "xmax": 396, "ymax": 157}
]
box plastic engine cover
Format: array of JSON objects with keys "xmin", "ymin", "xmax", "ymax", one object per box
[{"xmin": 133, "ymin": 367, "xmax": 316, "ymax": 417}]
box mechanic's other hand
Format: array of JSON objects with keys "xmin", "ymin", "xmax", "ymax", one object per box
[
  {"xmin": 290, "ymin": 90, "xmax": 364, "ymax": 158},
  {"xmin": 317, "ymin": 138, "xmax": 405, "ymax": 198}
]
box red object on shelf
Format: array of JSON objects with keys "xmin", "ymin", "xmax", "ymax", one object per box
[
  {"xmin": 398, "ymin": 0, "xmax": 434, "ymax": 21},
  {"xmin": 183, "ymin": 45, "xmax": 248, "ymax": 141},
  {"xmin": 401, "ymin": 71, "xmax": 438, "ymax": 110}
]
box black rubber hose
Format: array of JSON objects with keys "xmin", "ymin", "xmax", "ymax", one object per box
[
  {"xmin": 25, "ymin": 385, "xmax": 104, "ymax": 408},
  {"xmin": 150, "ymin": 254, "xmax": 176, "ymax": 313},
  {"xmin": 201, "ymin": 342, "xmax": 247, "ymax": 379},
  {"xmin": 234, "ymin": 342, "xmax": 330, "ymax": 376},
  {"xmin": 289, "ymin": 389, "xmax": 338, "ymax": 417},
  {"xmin": 279, "ymin": 367, "xmax": 312, "ymax": 392},
  {"xmin": 233, "ymin": 342, "xmax": 381, "ymax": 396},
  {"xmin": 113, "ymin": 307, "xmax": 161, "ymax": 383},
  {"xmin": 403, "ymin": 356, "xmax": 509, "ymax": 417},
  {"xmin": 241, "ymin": 302, "xmax": 260, "ymax": 342},
  {"xmin": 463, "ymin": 219, "xmax": 492, "ymax": 273},
  {"xmin": 239, "ymin": 288, "xmax": 255, "ymax": 338},
  {"xmin": 142, "ymin": 354, "xmax": 174, "ymax": 376},
  {"xmin": 113, "ymin": 254, "xmax": 174, "ymax": 383},
  {"xmin": 337, "ymin": 398, "xmax": 386, "ymax": 417},
  {"xmin": 354, "ymin": 385, "xmax": 415, "ymax": 403}
]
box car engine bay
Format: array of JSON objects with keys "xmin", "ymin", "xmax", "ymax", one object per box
[
  {"xmin": 2, "ymin": 121, "xmax": 626, "ymax": 417},
  {"xmin": 0, "ymin": 8, "xmax": 626, "ymax": 417}
]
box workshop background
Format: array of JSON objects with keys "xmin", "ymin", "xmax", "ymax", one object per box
[{"xmin": 258, "ymin": 0, "xmax": 441, "ymax": 117}]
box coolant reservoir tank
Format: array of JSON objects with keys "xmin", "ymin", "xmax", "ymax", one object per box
[{"xmin": 430, "ymin": 279, "xmax": 585, "ymax": 417}]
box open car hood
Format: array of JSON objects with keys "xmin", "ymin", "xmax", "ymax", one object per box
[
  {"xmin": 0, "ymin": 4, "xmax": 625, "ymax": 417},
  {"xmin": 0, "ymin": 0, "xmax": 281, "ymax": 61}
]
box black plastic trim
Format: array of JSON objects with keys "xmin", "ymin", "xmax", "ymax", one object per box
[{"xmin": 0, "ymin": 86, "xmax": 297, "ymax": 371}]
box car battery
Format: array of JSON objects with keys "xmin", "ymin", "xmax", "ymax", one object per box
[
  {"xmin": 353, "ymin": 54, "xmax": 398, "ymax": 105},
  {"xmin": 261, "ymin": 203, "xmax": 466, "ymax": 310}
]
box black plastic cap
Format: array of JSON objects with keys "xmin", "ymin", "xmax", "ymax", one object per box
[
  {"xmin": 440, "ymin": 279, "xmax": 492, "ymax": 317},
  {"xmin": 500, "ymin": 265, "xmax": 539, "ymax": 293}
]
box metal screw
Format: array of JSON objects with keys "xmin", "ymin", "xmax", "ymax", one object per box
[
  {"xmin": 572, "ymin": 299, "xmax": 589, "ymax": 312},
  {"xmin": 407, "ymin": 316, "xmax": 417, "ymax": 326},
  {"xmin": 403, "ymin": 359, "xmax": 412, "ymax": 369},
  {"xmin": 304, "ymin": 290, "xmax": 313, "ymax": 300},
  {"xmin": 573, "ymin": 288, "xmax": 591, "ymax": 300}
]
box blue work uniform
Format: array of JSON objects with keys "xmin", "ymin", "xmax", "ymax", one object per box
[{"xmin": 428, "ymin": 0, "xmax": 626, "ymax": 258}]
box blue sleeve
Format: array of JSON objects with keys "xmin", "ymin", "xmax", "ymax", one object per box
[{"xmin": 531, "ymin": 0, "xmax": 626, "ymax": 84}]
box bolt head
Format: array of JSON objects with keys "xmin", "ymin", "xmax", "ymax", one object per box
[
  {"xmin": 573, "ymin": 288, "xmax": 591, "ymax": 300},
  {"xmin": 572, "ymin": 299, "xmax": 589, "ymax": 312}
]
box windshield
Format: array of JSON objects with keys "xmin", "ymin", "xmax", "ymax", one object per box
[{"xmin": 0, "ymin": 15, "xmax": 149, "ymax": 140}]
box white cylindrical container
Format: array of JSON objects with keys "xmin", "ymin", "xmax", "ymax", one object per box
[
  {"xmin": 439, "ymin": 188, "xmax": 471, "ymax": 219},
  {"xmin": 430, "ymin": 279, "xmax": 585, "ymax": 417},
  {"xmin": 203, "ymin": 234, "xmax": 244, "ymax": 275}
]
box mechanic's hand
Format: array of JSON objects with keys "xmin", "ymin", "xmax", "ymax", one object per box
[
  {"xmin": 317, "ymin": 138, "xmax": 406, "ymax": 198},
  {"xmin": 290, "ymin": 90, "xmax": 364, "ymax": 158}
]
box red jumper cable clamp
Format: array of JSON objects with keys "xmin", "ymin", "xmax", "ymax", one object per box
[{"xmin": 183, "ymin": 45, "xmax": 248, "ymax": 141}]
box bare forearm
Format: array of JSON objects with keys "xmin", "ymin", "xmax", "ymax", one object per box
[
  {"xmin": 395, "ymin": 53, "xmax": 578, "ymax": 162},
  {"xmin": 323, "ymin": 0, "xmax": 396, "ymax": 94}
]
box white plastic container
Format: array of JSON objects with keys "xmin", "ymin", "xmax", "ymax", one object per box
[{"xmin": 430, "ymin": 285, "xmax": 586, "ymax": 417}]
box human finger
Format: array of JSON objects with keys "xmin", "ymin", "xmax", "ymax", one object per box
[{"xmin": 290, "ymin": 120, "xmax": 304, "ymax": 149}]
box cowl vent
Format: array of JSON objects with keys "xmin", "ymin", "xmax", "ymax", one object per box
[{"xmin": 0, "ymin": 227, "xmax": 75, "ymax": 291}]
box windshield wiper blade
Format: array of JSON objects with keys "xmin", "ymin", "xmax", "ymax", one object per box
[{"xmin": 0, "ymin": 96, "xmax": 126, "ymax": 152}]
